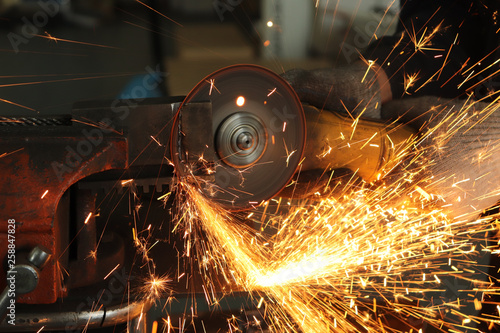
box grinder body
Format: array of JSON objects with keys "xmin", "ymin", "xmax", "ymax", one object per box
[{"xmin": 301, "ymin": 105, "xmax": 416, "ymax": 182}]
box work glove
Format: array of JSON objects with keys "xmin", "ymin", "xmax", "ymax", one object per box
[{"xmin": 281, "ymin": 62, "xmax": 382, "ymax": 119}]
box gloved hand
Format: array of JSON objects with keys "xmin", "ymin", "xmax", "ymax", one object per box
[{"xmin": 281, "ymin": 62, "xmax": 383, "ymax": 119}]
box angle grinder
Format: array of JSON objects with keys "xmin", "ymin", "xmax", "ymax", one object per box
[{"xmin": 171, "ymin": 64, "xmax": 415, "ymax": 210}]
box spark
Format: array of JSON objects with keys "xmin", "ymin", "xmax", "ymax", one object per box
[
  {"xmin": 360, "ymin": 131, "xmax": 378, "ymax": 150},
  {"xmin": 206, "ymin": 78, "xmax": 220, "ymax": 96},
  {"xmin": 104, "ymin": 264, "xmax": 120, "ymax": 280},
  {"xmin": 44, "ymin": 31, "xmax": 56, "ymax": 42},
  {"xmin": 87, "ymin": 249, "xmax": 97, "ymax": 260},
  {"xmin": 140, "ymin": 273, "xmax": 172, "ymax": 302},
  {"xmin": 84, "ymin": 213, "xmax": 92, "ymax": 225},
  {"xmin": 136, "ymin": 312, "xmax": 143, "ymax": 331},
  {"xmin": 404, "ymin": 71, "xmax": 420, "ymax": 95},
  {"xmin": 257, "ymin": 297, "xmax": 264, "ymax": 308},
  {"xmin": 36, "ymin": 326, "xmax": 45, "ymax": 333},
  {"xmin": 172, "ymin": 95, "xmax": 500, "ymax": 332},
  {"xmin": 267, "ymin": 87, "xmax": 277, "ymax": 97},
  {"xmin": 283, "ymin": 138, "xmax": 297, "ymax": 168},
  {"xmin": 0, "ymin": 72, "xmax": 136, "ymax": 89},
  {"xmin": 415, "ymin": 186, "xmax": 431, "ymax": 201},
  {"xmin": 0, "ymin": 98, "xmax": 37, "ymax": 112},
  {"xmin": 72, "ymin": 118, "xmax": 122, "ymax": 135},
  {"xmin": 436, "ymin": 33, "xmax": 458, "ymax": 80},
  {"xmin": 410, "ymin": 21, "xmax": 445, "ymax": 53},
  {"xmin": 35, "ymin": 34, "xmax": 120, "ymax": 49},
  {"xmin": 150, "ymin": 135, "xmax": 163, "ymax": 146},
  {"xmin": 163, "ymin": 317, "xmax": 173, "ymax": 333},
  {"xmin": 157, "ymin": 192, "xmax": 172, "ymax": 201},
  {"xmin": 121, "ymin": 179, "xmax": 134, "ymax": 186},
  {"xmin": 135, "ymin": 0, "xmax": 183, "ymax": 27},
  {"xmin": 41, "ymin": 190, "xmax": 49, "ymax": 199},
  {"xmin": 361, "ymin": 60, "xmax": 375, "ymax": 83}
]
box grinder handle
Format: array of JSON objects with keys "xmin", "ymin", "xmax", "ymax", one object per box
[{"xmin": 301, "ymin": 105, "xmax": 417, "ymax": 182}]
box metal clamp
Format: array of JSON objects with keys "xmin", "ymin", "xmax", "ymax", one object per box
[{"xmin": 0, "ymin": 246, "xmax": 52, "ymax": 321}]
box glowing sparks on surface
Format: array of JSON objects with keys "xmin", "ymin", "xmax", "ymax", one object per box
[
  {"xmin": 404, "ymin": 72, "xmax": 420, "ymax": 95},
  {"xmin": 14, "ymin": 4, "xmax": 500, "ymax": 331},
  {"xmin": 140, "ymin": 274, "xmax": 172, "ymax": 302},
  {"xmin": 410, "ymin": 23, "xmax": 445, "ymax": 53},
  {"xmin": 172, "ymin": 96, "xmax": 500, "ymax": 332}
]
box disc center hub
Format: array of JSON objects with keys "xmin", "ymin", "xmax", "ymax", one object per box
[
  {"xmin": 236, "ymin": 132, "xmax": 254, "ymax": 150},
  {"xmin": 216, "ymin": 112, "xmax": 267, "ymax": 168}
]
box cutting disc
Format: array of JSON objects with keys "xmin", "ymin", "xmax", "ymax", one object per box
[{"xmin": 171, "ymin": 64, "xmax": 306, "ymax": 210}]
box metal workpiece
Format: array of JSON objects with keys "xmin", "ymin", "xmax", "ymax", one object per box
[
  {"xmin": 71, "ymin": 97, "xmax": 184, "ymax": 166},
  {"xmin": 0, "ymin": 300, "xmax": 152, "ymax": 331},
  {"xmin": 176, "ymin": 101, "xmax": 215, "ymax": 172}
]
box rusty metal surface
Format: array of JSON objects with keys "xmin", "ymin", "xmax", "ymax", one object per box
[
  {"xmin": 0, "ymin": 127, "xmax": 128, "ymax": 304},
  {"xmin": 0, "ymin": 98, "xmax": 215, "ymax": 306}
]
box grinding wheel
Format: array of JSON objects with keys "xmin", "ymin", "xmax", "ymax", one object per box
[{"xmin": 171, "ymin": 64, "xmax": 306, "ymax": 210}]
